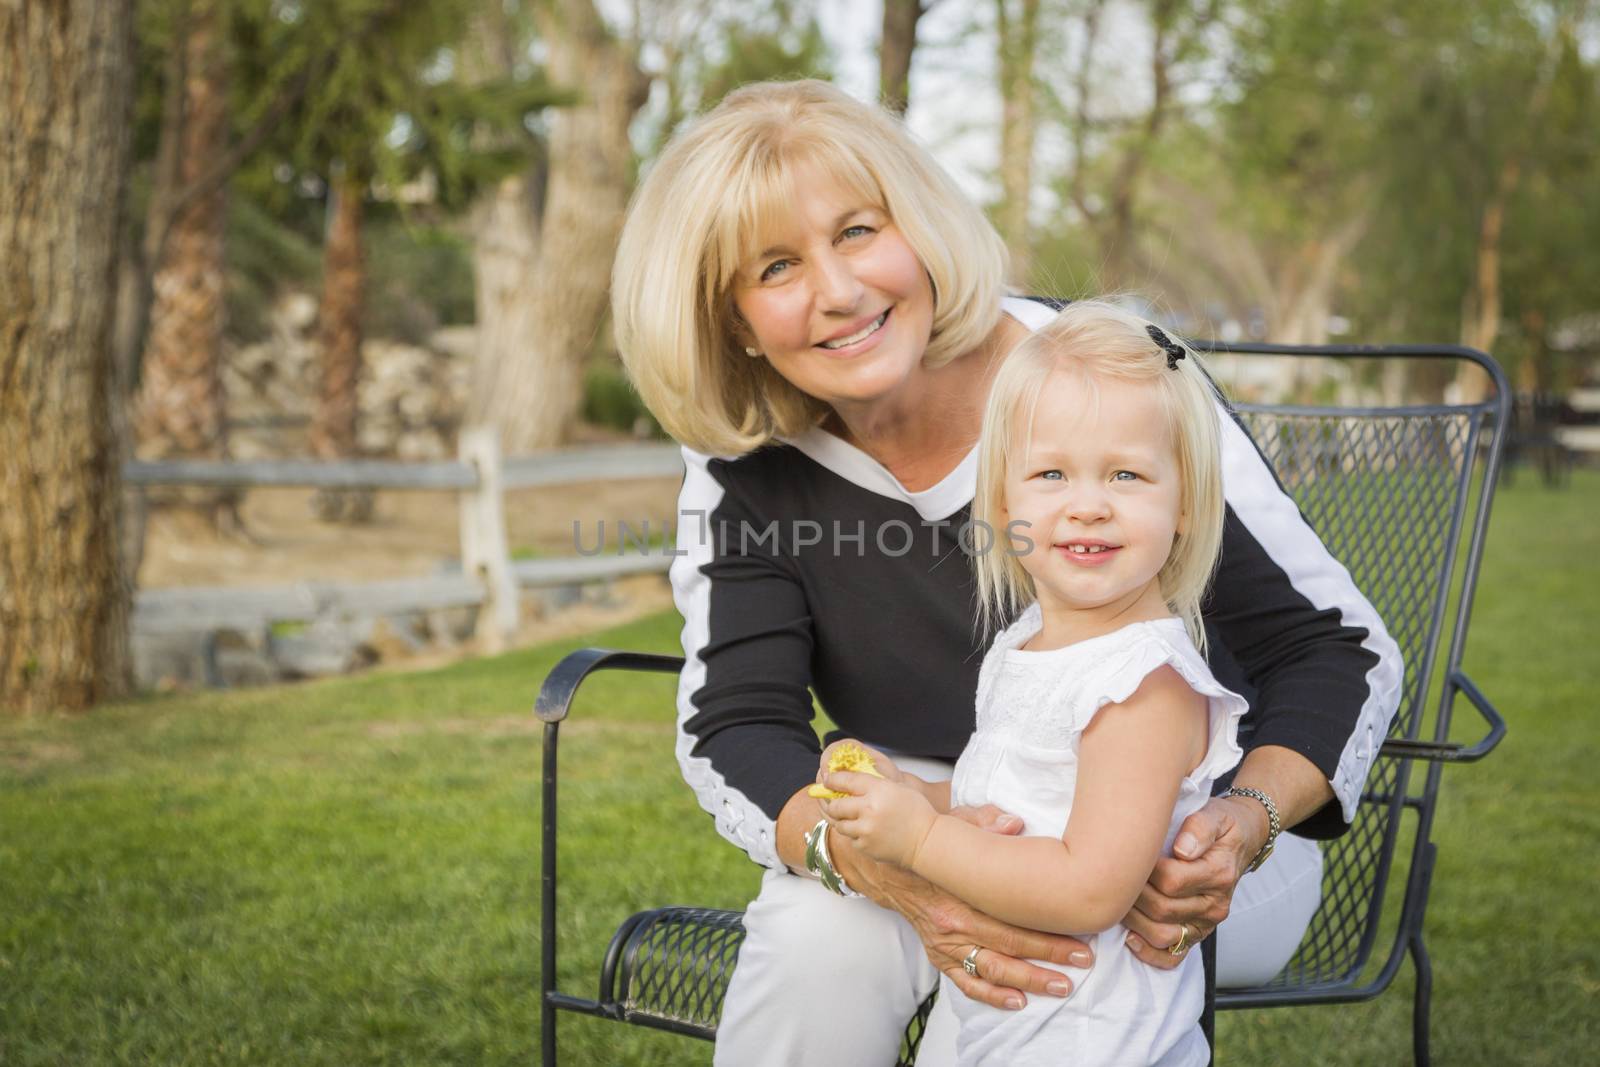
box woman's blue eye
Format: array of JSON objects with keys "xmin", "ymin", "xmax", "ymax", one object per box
[
  {"xmin": 841, "ymin": 224, "xmax": 872, "ymax": 240},
  {"xmin": 759, "ymin": 259, "xmax": 789, "ymax": 282}
]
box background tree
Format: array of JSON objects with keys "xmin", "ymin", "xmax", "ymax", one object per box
[
  {"xmin": 995, "ymin": 0, "xmax": 1043, "ymax": 284},
  {"xmin": 880, "ymin": 0, "xmax": 936, "ymax": 114},
  {"xmin": 119, "ymin": 0, "xmax": 438, "ymax": 552},
  {"xmin": 471, "ymin": 0, "xmax": 652, "ymax": 453},
  {"xmin": 1153, "ymin": 0, "xmax": 1389, "ymax": 344},
  {"xmin": 1, "ymin": 0, "xmax": 137, "ymax": 712},
  {"xmin": 1051, "ymin": 0, "xmax": 1221, "ymax": 292},
  {"xmin": 465, "ymin": 0, "xmax": 832, "ymax": 455},
  {"xmin": 249, "ymin": 0, "xmax": 479, "ymax": 519},
  {"xmin": 133, "ymin": 0, "xmax": 233, "ymax": 529}
]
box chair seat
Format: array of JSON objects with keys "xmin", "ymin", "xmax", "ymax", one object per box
[{"xmin": 604, "ymin": 907, "xmax": 744, "ymax": 1038}]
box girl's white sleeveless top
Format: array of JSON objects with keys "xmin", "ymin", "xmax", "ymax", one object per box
[{"xmin": 946, "ymin": 604, "xmax": 1249, "ymax": 1067}]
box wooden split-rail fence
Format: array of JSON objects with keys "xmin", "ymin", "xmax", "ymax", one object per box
[{"xmin": 124, "ymin": 429, "xmax": 684, "ymax": 651}]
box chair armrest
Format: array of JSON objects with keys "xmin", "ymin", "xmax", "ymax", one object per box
[
  {"xmin": 1379, "ymin": 670, "xmax": 1506, "ymax": 764},
  {"xmin": 538, "ymin": 647, "xmax": 687, "ymax": 1061},
  {"xmin": 534, "ymin": 647, "xmax": 686, "ymax": 723}
]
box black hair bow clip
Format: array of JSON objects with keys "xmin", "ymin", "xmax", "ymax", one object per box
[{"xmin": 1146, "ymin": 325, "xmax": 1187, "ymax": 370}]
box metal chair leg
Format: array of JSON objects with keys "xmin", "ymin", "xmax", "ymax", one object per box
[
  {"xmin": 1202, "ymin": 936, "xmax": 1216, "ymax": 1066},
  {"xmin": 541, "ymin": 996, "xmax": 556, "ymax": 1067},
  {"xmin": 1410, "ymin": 930, "xmax": 1433, "ymax": 1067}
]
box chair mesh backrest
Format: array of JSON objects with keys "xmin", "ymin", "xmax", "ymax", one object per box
[
  {"xmin": 620, "ymin": 908, "xmax": 746, "ymax": 1032},
  {"xmin": 1230, "ymin": 404, "xmax": 1486, "ymax": 987}
]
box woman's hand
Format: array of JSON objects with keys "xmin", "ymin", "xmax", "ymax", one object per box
[
  {"xmin": 1119, "ymin": 793, "xmax": 1267, "ymax": 966},
  {"xmin": 829, "ymin": 804, "xmax": 1092, "ymax": 1010}
]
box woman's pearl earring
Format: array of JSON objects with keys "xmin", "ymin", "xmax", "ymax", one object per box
[{"xmin": 744, "ymin": 346, "xmax": 761, "ymax": 358}]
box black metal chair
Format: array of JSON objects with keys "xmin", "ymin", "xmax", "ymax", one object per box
[{"xmin": 537, "ymin": 345, "xmax": 1510, "ymax": 1066}]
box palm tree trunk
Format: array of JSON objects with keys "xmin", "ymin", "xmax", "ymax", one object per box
[
  {"xmin": 1, "ymin": 0, "xmax": 136, "ymax": 712},
  {"xmin": 309, "ymin": 169, "xmax": 373, "ymax": 523},
  {"xmin": 133, "ymin": 0, "xmax": 235, "ymax": 525},
  {"xmin": 311, "ymin": 171, "xmax": 367, "ymax": 460}
]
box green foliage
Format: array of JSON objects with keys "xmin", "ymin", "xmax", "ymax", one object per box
[
  {"xmin": 395, "ymin": 74, "xmax": 569, "ymax": 210},
  {"xmin": 361, "ymin": 217, "xmax": 476, "ymax": 343},
  {"xmin": 642, "ymin": 1, "xmax": 836, "ymax": 154},
  {"xmin": 224, "ymin": 193, "xmax": 322, "ymax": 341},
  {"xmin": 1101, "ymin": 0, "xmax": 1600, "ymax": 356},
  {"xmin": 582, "ymin": 360, "xmax": 664, "ymax": 439},
  {"xmin": 226, "ymin": 0, "xmax": 554, "ymax": 211},
  {"xmin": 217, "ymin": 182, "xmax": 477, "ymax": 345},
  {"xmin": 695, "ymin": 15, "xmax": 834, "ymax": 111}
]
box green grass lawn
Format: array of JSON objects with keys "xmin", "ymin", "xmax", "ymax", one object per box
[{"xmin": 4, "ymin": 470, "xmax": 1598, "ymax": 1065}]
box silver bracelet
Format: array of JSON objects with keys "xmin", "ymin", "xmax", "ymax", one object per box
[
  {"xmin": 803, "ymin": 818, "xmax": 862, "ymax": 898},
  {"xmin": 1220, "ymin": 787, "xmax": 1280, "ymax": 873}
]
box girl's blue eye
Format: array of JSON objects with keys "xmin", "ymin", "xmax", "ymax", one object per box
[
  {"xmin": 1113, "ymin": 470, "xmax": 1140, "ymax": 482},
  {"xmin": 1038, "ymin": 470, "xmax": 1063, "ymax": 481}
]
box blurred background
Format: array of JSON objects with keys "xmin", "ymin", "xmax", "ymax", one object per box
[{"xmin": 119, "ymin": 0, "xmax": 1600, "ymax": 468}]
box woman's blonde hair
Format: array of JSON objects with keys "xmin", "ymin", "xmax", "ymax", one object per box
[
  {"xmin": 612, "ymin": 79, "xmax": 1008, "ymax": 455},
  {"xmin": 971, "ymin": 301, "xmax": 1227, "ymax": 650}
]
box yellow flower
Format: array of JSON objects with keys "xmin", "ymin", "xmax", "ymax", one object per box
[{"xmin": 807, "ymin": 742, "xmax": 885, "ymax": 799}]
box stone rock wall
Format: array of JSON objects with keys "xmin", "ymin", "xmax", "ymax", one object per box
[{"xmin": 225, "ymin": 293, "xmax": 473, "ymax": 460}]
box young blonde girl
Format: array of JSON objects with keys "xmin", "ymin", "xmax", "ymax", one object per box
[{"xmin": 818, "ymin": 301, "xmax": 1244, "ymax": 1067}]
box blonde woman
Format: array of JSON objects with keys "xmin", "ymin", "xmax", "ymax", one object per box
[
  {"xmin": 818, "ymin": 303, "xmax": 1244, "ymax": 1065},
  {"xmin": 612, "ymin": 80, "xmax": 1401, "ymax": 1065}
]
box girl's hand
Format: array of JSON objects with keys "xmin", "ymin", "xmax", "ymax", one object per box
[{"xmin": 819, "ymin": 770, "xmax": 936, "ymax": 868}]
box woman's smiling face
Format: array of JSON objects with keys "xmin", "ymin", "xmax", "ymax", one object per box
[{"xmin": 729, "ymin": 162, "xmax": 936, "ymax": 414}]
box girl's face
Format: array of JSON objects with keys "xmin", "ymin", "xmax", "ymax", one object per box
[
  {"xmin": 1004, "ymin": 369, "xmax": 1185, "ymax": 633},
  {"xmin": 728, "ymin": 162, "xmax": 935, "ymax": 415}
]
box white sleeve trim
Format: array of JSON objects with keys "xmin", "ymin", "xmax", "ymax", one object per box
[
  {"xmin": 669, "ymin": 447, "xmax": 784, "ymax": 869},
  {"xmin": 1217, "ymin": 407, "xmax": 1406, "ymax": 823}
]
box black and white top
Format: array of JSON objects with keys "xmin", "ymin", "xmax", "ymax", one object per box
[{"xmin": 669, "ymin": 296, "xmax": 1404, "ymax": 870}]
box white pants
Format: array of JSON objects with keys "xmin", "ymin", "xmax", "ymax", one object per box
[{"xmin": 712, "ymin": 757, "xmax": 1323, "ymax": 1067}]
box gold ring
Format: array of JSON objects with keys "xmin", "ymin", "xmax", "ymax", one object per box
[
  {"xmin": 1169, "ymin": 923, "xmax": 1194, "ymax": 958},
  {"xmin": 962, "ymin": 945, "xmax": 982, "ymax": 978}
]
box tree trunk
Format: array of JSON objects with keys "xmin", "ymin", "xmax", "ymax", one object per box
[
  {"xmin": 1269, "ymin": 213, "xmax": 1367, "ymax": 345},
  {"xmin": 1452, "ymin": 166, "xmax": 1516, "ymax": 404},
  {"xmin": 311, "ymin": 171, "xmax": 367, "ymax": 460},
  {"xmin": 480, "ymin": 0, "xmax": 650, "ymax": 454},
  {"xmin": 996, "ymin": 0, "xmax": 1041, "ymax": 285},
  {"xmin": 468, "ymin": 173, "xmax": 543, "ymax": 426},
  {"xmin": 1453, "ymin": 21, "xmax": 1566, "ymax": 402},
  {"xmin": 880, "ymin": 0, "xmax": 925, "ymax": 115},
  {"xmin": 309, "ymin": 169, "xmax": 373, "ymax": 523},
  {"xmin": 1459, "ymin": 159, "xmax": 1518, "ymax": 358},
  {"xmin": 1518, "ymin": 308, "xmax": 1549, "ymax": 393},
  {"xmin": 1, "ymin": 0, "xmax": 136, "ymax": 712},
  {"xmin": 1100, "ymin": 0, "xmax": 1178, "ymax": 290},
  {"xmin": 133, "ymin": 0, "xmax": 235, "ymax": 521},
  {"xmin": 463, "ymin": 5, "xmax": 545, "ymax": 434}
]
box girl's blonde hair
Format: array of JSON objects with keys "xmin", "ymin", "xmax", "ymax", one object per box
[
  {"xmin": 972, "ymin": 301, "xmax": 1227, "ymax": 650},
  {"xmin": 612, "ymin": 79, "xmax": 1008, "ymax": 455}
]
